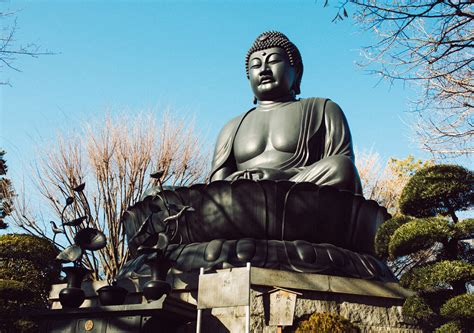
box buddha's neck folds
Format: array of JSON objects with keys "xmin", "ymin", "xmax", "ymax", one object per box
[{"xmin": 257, "ymin": 96, "xmax": 297, "ymax": 111}]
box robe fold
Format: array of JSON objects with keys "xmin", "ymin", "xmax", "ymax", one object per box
[{"xmin": 210, "ymin": 97, "xmax": 361, "ymax": 194}]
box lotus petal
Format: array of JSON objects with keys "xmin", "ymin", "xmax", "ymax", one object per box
[
  {"xmin": 137, "ymin": 245, "xmax": 156, "ymax": 255},
  {"xmin": 56, "ymin": 245, "xmax": 82, "ymax": 262},
  {"xmin": 74, "ymin": 227, "xmax": 107, "ymax": 251},
  {"xmin": 73, "ymin": 183, "xmax": 85, "ymax": 192},
  {"xmin": 155, "ymin": 233, "xmax": 169, "ymax": 250},
  {"xmin": 150, "ymin": 170, "xmax": 164, "ymax": 179},
  {"xmin": 115, "ymin": 255, "xmax": 147, "ymax": 280},
  {"xmin": 63, "ymin": 216, "xmax": 87, "ymax": 227},
  {"xmin": 149, "ymin": 199, "xmax": 162, "ymax": 213},
  {"xmin": 122, "ymin": 180, "xmax": 390, "ymax": 257}
]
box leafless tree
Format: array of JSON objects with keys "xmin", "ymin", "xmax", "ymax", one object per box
[
  {"xmin": 333, "ymin": 1, "xmax": 473, "ymax": 157},
  {"xmin": 8, "ymin": 112, "xmax": 209, "ymax": 281},
  {"xmin": 0, "ymin": 6, "xmax": 52, "ymax": 85},
  {"xmin": 356, "ymin": 150, "xmax": 431, "ymax": 214},
  {"xmin": 356, "ymin": 149, "xmax": 437, "ymax": 276}
]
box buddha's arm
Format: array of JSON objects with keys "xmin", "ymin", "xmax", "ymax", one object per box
[
  {"xmin": 209, "ymin": 117, "xmax": 241, "ymax": 182},
  {"xmin": 322, "ymin": 100, "xmax": 355, "ymax": 161},
  {"xmin": 288, "ymin": 100, "xmax": 361, "ymax": 192}
]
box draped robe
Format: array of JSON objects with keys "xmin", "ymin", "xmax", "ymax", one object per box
[{"xmin": 210, "ymin": 98, "xmax": 362, "ymax": 194}]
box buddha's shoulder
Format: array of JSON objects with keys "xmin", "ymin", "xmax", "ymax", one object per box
[
  {"xmin": 300, "ymin": 97, "xmax": 345, "ymax": 114},
  {"xmin": 218, "ymin": 114, "xmax": 244, "ymax": 135},
  {"xmin": 300, "ymin": 97, "xmax": 336, "ymax": 107},
  {"xmin": 215, "ymin": 112, "xmax": 248, "ymax": 148}
]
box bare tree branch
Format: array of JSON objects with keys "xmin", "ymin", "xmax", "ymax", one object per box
[
  {"xmin": 0, "ymin": 6, "xmax": 53, "ymax": 85},
  {"xmin": 6, "ymin": 111, "xmax": 209, "ymax": 281},
  {"xmin": 331, "ymin": 0, "xmax": 473, "ymax": 157}
]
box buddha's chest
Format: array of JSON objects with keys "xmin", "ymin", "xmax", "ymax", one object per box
[{"xmin": 233, "ymin": 106, "xmax": 302, "ymax": 164}]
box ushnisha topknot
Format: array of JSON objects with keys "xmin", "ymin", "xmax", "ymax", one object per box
[{"xmin": 245, "ymin": 31, "xmax": 303, "ymax": 95}]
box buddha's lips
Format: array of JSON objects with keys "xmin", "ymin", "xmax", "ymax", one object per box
[{"xmin": 260, "ymin": 76, "xmax": 273, "ymax": 84}]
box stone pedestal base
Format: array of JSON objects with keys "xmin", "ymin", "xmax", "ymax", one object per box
[
  {"xmin": 191, "ymin": 268, "xmax": 421, "ymax": 333},
  {"xmin": 198, "ymin": 289, "xmax": 421, "ymax": 333},
  {"xmin": 43, "ymin": 268, "xmax": 421, "ymax": 332}
]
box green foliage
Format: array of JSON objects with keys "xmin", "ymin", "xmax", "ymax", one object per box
[
  {"xmin": 0, "ymin": 279, "xmax": 35, "ymax": 332},
  {"xmin": 399, "ymin": 165, "xmax": 473, "ymax": 218},
  {"xmin": 12, "ymin": 319, "xmax": 38, "ymax": 333},
  {"xmin": 0, "ymin": 234, "xmax": 60, "ymax": 332},
  {"xmin": 375, "ymin": 215, "xmax": 412, "ymax": 259},
  {"xmin": 402, "ymin": 295, "xmax": 436, "ymax": 322},
  {"xmin": 389, "ymin": 218, "xmax": 452, "ymax": 258},
  {"xmin": 400, "ymin": 261, "xmax": 474, "ymax": 292},
  {"xmin": 454, "ymin": 218, "xmax": 474, "ymax": 239},
  {"xmin": 440, "ymin": 294, "xmax": 474, "ymax": 320},
  {"xmin": 294, "ymin": 312, "xmax": 359, "ymax": 333},
  {"xmin": 434, "ymin": 321, "xmax": 463, "ymax": 333},
  {"xmin": 0, "ymin": 234, "xmax": 60, "ymax": 305},
  {"xmin": 0, "ymin": 233, "xmax": 58, "ymax": 264},
  {"xmin": 0, "ymin": 150, "xmax": 15, "ymax": 229},
  {"xmin": 388, "ymin": 164, "xmax": 473, "ymax": 331},
  {"xmin": 388, "ymin": 155, "xmax": 432, "ymax": 179},
  {"xmin": 0, "ymin": 279, "xmax": 35, "ymax": 318}
]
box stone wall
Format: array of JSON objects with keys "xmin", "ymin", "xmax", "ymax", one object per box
[
  {"xmin": 48, "ymin": 268, "xmax": 423, "ymax": 332},
  {"xmin": 200, "ymin": 288, "xmax": 422, "ymax": 333}
]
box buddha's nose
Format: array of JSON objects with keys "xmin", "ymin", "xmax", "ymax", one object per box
[{"xmin": 260, "ymin": 64, "xmax": 271, "ymax": 74}]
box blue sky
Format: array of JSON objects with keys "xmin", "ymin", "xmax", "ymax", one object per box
[{"xmin": 2, "ymin": 0, "xmax": 428, "ymax": 191}]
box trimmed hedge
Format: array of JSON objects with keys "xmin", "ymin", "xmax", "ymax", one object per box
[
  {"xmin": 0, "ymin": 233, "xmax": 58, "ymax": 264},
  {"xmin": 374, "ymin": 215, "xmax": 412, "ymax": 259},
  {"xmin": 402, "ymin": 295, "xmax": 436, "ymax": 323},
  {"xmin": 388, "ymin": 218, "xmax": 452, "ymax": 258},
  {"xmin": 400, "ymin": 261, "xmax": 474, "ymax": 292},
  {"xmin": 0, "ymin": 279, "xmax": 32, "ymax": 312},
  {"xmin": 399, "ymin": 165, "xmax": 473, "ymax": 218},
  {"xmin": 434, "ymin": 321, "xmax": 463, "ymax": 333},
  {"xmin": 0, "ymin": 279, "xmax": 35, "ymax": 331},
  {"xmin": 0, "ymin": 234, "xmax": 60, "ymax": 306},
  {"xmin": 454, "ymin": 218, "xmax": 474, "ymax": 239},
  {"xmin": 0, "ymin": 234, "xmax": 60, "ymax": 333},
  {"xmin": 295, "ymin": 312, "xmax": 359, "ymax": 333},
  {"xmin": 440, "ymin": 293, "xmax": 474, "ymax": 320}
]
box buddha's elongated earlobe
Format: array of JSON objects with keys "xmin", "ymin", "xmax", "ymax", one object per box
[{"xmin": 253, "ymin": 96, "xmax": 258, "ymax": 104}]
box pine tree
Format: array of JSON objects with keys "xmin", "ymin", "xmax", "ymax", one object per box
[
  {"xmin": 0, "ymin": 150, "xmax": 15, "ymax": 229},
  {"xmin": 375, "ymin": 165, "xmax": 474, "ymax": 332}
]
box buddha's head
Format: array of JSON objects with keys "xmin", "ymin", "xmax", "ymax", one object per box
[{"xmin": 246, "ymin": 31, "xmax": 303, "ymax": 102}]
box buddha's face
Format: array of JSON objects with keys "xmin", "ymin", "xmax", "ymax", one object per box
[{"xmin": 248, "ymin": 47, "xmax": 297, "ymax": 102}]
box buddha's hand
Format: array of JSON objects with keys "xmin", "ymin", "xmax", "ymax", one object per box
[{"xmin": 227, "ymin": 168, "xmax": 296, "ymax": 181}]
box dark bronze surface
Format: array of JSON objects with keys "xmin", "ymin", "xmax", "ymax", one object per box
[
  {"xmin": 125, "ymin": 181, "xmax": 388, "ymax": 256},
  {"xmin": 210, "ymin": 31, "xmax": 361, "ymax": 194},
  {"xmin": 120, "ymin": 31, "xmax": 391, "ymax": 280}
]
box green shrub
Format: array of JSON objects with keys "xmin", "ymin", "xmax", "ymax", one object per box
[
  {"xmin": 388, "ymin": 218, "xmax": 452, "ymax": 258},
  {"xmin": 402, "ymin": 295, "xmax": 436, "ymax": 323},
  {"xmin": 454, "ymin": 218, "xmax": 474, "ymax": 239},
  {"xmin": 0, "ymin": 234, "xmax": 60, "ymax": 333},
  {"xmin": 12, "ymin": 319, "xmax": 38, "ymax": 333},
  {"xmin": 0, "ymin": 234, "xmax": 60, "ymax": 306},
  {"xmin": 440, "ymin": 294, "xmax": 474, "ymax": 320},
  {"xmin": 0, "ymin": 279, "xmax": 32, "ymax": 314},
  {"xmin": 399, "ymin": 165, "xmax": 473, "ymax": 218},
  {"xmin": 374, "ymin": 215, "xmax": 412, "ymax": 259},
  {"xmin": 294, "ymin": 312, "xmax": 359, "ymax": 333},
  {"xmin": 400, "ymin": 261, "xmax": 474, "ymax": 292},
  {"xmin": 0, "ymin": 233, "xmax": 58, "ymax": 264},
  {"xmin": 434, "ymin": 321, "xmax": 462, "ymax": 333},
  {"xmin": 0, "ymin": 279, "xmax": 35, "ymax": 332}
]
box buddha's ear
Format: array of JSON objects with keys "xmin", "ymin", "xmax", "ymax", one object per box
[{"xmin": 293, "ymin": 63, "xmax": 303, "ymax": 95}]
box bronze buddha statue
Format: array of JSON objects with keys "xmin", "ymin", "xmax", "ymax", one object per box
[
  {"xmin": 121, "ymin": 31, "xmax": 395, "ymax": 282},
  {"xmin": 210, "ymin": 31, "xmax": 362, "ymax": 195}
]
